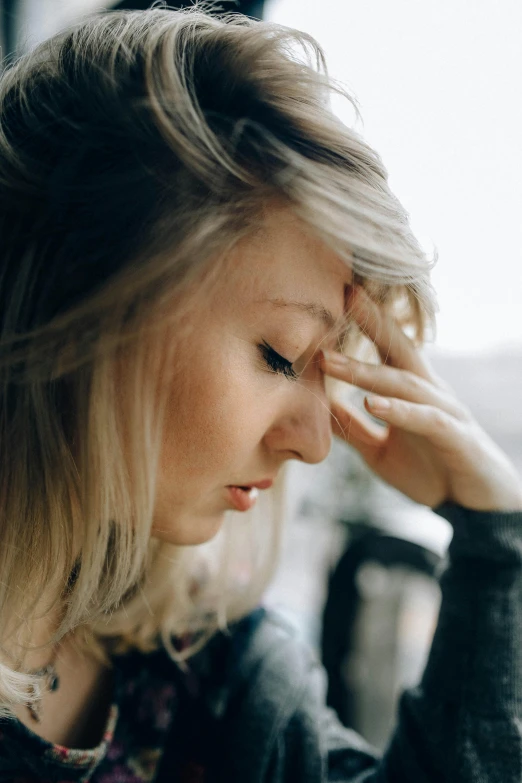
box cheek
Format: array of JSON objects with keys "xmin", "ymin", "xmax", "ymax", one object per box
[{"xmin": 160, "ymin": 349, "xmax": 270, "ymax": 479}]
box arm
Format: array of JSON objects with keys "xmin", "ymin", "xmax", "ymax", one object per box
[
  {"xmin": 190, "ymin": 501, "xmax": 522, "ymax": 782},
  {"xmin": 378, "ymin": 504, "xmax": 522, "ymax": 782},
  {"xmin": 313, "ymin": 284, "xmax": 522, "ymax": 781},
  {"xmin": 262, "ymin": 508, "xmax": 522, "ymax": 783}
]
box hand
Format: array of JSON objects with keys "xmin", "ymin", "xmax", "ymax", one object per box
[{"xmin": 321, "ymin": 286, "xmax": 522, "ymax": 511}]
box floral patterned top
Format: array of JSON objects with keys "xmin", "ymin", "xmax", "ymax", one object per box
[{"xmin": 0, "ymin": 641, "xmax": 204, "ymax": 783}]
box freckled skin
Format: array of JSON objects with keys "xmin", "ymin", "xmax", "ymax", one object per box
[{"xmin": 151, "ymin": 209, "xmax": 352, "ymax": 545}]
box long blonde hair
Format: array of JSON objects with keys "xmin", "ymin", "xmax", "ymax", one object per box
[{"xmin": 0, "ymin": 5, "xmax": 435, "ymax": 713}]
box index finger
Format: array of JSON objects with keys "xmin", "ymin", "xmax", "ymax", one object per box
[{"xmin": 348, "ymin": 285, "xmax": 434, "ymax": 381}]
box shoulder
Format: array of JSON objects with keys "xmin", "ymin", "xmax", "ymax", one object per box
[
  {"xmin": 190, "ymin": 606, "xmax": 322, "ymax": 714},
  {"xmin": 191, "ymin": 606, "xmax": 378, "ymax": 782}
]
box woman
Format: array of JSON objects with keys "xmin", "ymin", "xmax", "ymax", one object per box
[{"xmin": 0, "ymin": 6, "xmax": 521, "ymax": 782}]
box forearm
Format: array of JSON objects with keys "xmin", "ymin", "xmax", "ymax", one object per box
[{"xmin": 383, "ymin": 504, "xmax": 522, "ymax": 782}]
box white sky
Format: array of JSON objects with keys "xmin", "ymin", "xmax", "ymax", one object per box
[{"xmin": 266, "ymin": 0, "xmax": 522, "ymax": 354}]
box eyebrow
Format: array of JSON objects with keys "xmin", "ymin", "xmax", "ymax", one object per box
[{"xmin": 263, "ymin": 297, "xmax": 340, "ymax": 330}]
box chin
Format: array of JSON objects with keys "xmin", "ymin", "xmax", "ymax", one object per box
[{"xmin": 151, "ymin": 510, "xmax": 226, "ymax": 546}]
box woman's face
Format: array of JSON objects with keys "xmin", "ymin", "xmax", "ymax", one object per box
[{"xmin": 152, "ymin": 208, "xmax": 352, "ymax": 544}]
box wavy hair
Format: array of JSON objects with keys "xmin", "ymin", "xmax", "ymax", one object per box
[{"xmin": 0, "ymin": 4, "xmax": 436, "ymax": 713}]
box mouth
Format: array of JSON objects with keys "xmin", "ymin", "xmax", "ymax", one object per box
[{"xmin": 225, "ymin": 479, "xmax": 273, "ymax": 512}]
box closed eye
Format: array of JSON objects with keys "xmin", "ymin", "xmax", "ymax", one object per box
[{"xmin": 259, "ymin": 341, "xmax": 298, "ymax": 380}]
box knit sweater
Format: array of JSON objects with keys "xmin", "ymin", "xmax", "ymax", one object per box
[{"xmin": 1, "ymin": 502, "xmax": 521, "ymax": 782}]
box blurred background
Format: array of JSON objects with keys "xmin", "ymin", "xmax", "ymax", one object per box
[{"xmin": 2, "ymin": 0, "xmax": 521, "ymax": 752}]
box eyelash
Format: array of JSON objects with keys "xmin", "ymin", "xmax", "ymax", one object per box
[{"xmin": 259, "ymin": 341, "xmax": 298, "ymax": 380}]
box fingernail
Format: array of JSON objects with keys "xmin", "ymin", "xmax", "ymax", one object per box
[{"xmin": 366, "ymin": 395, "xmax": 391, "ymax": 412}]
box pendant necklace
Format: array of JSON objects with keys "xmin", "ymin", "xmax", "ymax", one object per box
[{"xmin": 25, "ymin": 654, "xmax": 60, "ymax": 723}]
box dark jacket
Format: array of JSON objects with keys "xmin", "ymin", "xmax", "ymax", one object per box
[{"xmin": 159, "ymin": 503, "xmax": 522, "ymax": 783}]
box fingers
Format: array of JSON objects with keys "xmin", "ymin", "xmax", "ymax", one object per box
[
  {"xmin": 321, "ymin": 352, "xmax": 468, "ymax": 421},
  {"xmin": 322, "ymin": 284, "xmax": 470, "ymax": 457},
  {"xmin": 330, "ymin": 399, "xmax": 389, "ymax": 447},
  {"xmin": 347, "ymin": 285, "xmax": 435, "ymax": 380},
  {"xmin": 364, "ymin": 394, "xmax": 464, "ymax": 452},
  {"xmin": 329, "ymin": 384, "xmax": 464, "ymax": 457}
]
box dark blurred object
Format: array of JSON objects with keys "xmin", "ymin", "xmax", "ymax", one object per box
[
  {"xmin": 0, "ymin": 0, "xmax": 265, "ymax": 63},
  {"xmin": 1, "ymin": 0, "xmax": 19, "ymax": 59},
  {"xmin": 321, "ymin": 518, "xmax": 442, "ymax": 750},
  {"xmin": 111, "ymin": 0, "xmax": 265, "ymax": 20}
]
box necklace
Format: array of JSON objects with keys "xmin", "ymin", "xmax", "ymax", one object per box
[{"xmin": 26, "ymin": 657, "xmax": 60, "ymax": 723}]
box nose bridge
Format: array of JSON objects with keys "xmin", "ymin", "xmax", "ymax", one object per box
[{"xmin": 268, "ymin": 380, "xmax": 333, "ymax": 464}]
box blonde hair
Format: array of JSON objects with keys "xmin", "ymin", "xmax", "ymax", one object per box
[{"xmin": 0, "ymin": 5, "xmax": 436, "ymax": 713}]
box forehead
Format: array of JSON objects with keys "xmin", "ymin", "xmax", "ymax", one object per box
[{"xmin": 235, "ymin": 208, "xmax": 352, "ymax": 301}]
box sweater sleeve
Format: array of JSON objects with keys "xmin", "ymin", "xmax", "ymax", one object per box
[{"xmin": 326, "ymin": 503, "xmax": 522, "ymax": 783}]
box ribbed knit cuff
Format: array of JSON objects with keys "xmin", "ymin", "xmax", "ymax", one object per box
[
  {"xmin": 424, "ymin": 503, "xmax": 522, "ymax": 713},
  {"xmin": 435, "ymin": 502, "xmax": 522, "ymax": 566}
]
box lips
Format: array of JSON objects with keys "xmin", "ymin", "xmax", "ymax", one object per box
[
  {"xmin": 245, "ymin": 479, "xmax": 273, "ymax": 490},
  {"xmin": 225, "ymin": 479, "xmax": 274, "ymax": 512},
  {"xmin": 226, "ymin": 486, "xmax": 259, "ymax": 512}
]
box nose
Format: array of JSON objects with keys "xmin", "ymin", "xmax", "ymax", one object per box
[{"xmin": 263, "ymin": 377, "xmax": 332, "ymax": 465}]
